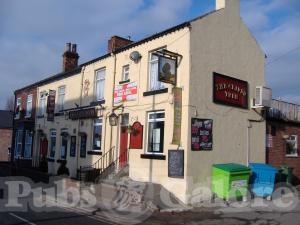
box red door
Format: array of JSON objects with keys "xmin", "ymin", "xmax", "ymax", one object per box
[
  {"xmin": 40, "ymin": 138, "xmax": 48, "ymax": 159},
  {"xmin": 119, "ymin": 126, "xmax": 128, "ymax": 168}
]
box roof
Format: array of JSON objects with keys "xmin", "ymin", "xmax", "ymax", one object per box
[
  {"xmin": 15, "ymin": 10, "xmax": 218, "ymax": 93},
  {"xmin": 0, "ymin": 110, "xmax": 13, "ymax": 129}
]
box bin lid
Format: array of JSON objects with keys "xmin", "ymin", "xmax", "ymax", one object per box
[
  {"xmin": 213, "ymin": 163, "xmax": 250, "ymax": 172},
  {"xmin": 249, "ymin": 163, "xmax": 278, "ymax": 172}
]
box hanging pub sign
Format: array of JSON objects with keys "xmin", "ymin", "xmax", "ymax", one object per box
[
  {"xmin": 47, "ymin": 90, "xmax": 56, "ymax": 121},
  {"xmin": 70, "ymin": 136, "xmax": 76, "ymax": 157},
  {"xmin": 172, "ymin": 87, "xmax": 182, "ymax": 145},
  {"xmin": 157, "ymin": 54, "xmax": 177, "ymax": 85},
  {"xmin": 213, "ymin": 72, "xmax": 248, "ymax": 109},
  {"xmin": 191, "ymin": 118, "xmax": 213, "ymax": 151},
  {"xmin": 69, "ymin": 108, "xmax": 98, "ymax": 120},
  {"xmin": 129, "ymin": 121, "xmax": 143, "ymax": 149},
  {"xmin": 114, "ymin": 81, "xmax": 138, "ymax": 104}
]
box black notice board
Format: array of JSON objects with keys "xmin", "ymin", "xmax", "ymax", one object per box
[{"xmin": 168, "ymin": 150, "xmax": 184, "ymax": 178}]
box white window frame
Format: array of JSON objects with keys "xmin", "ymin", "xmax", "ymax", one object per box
[
  {"xmin": 15, "ymin": 97, "xmax": 21, "ymax": 119},
  {"xmin": 25, "ymin": 95, "xmax": 33, "ymax": 118},
  {"xmin": 39, "ymin": 91, "xmax": 47, "ymax": 116},
  {"xmin": 146, "ymin": 111, "xmax": 165, "ymax": 154},
  {"xmin": 49, "ymin": 130, "xmax": 56, "ymax": 159},
  {"xmin": 148, "ymin": 51, "xmax": 165, "ymax": 91},
  {"xmin": 14, "ymin": 129, "xmax": 23, "ymax": 158},
  {"xmin": 92, "ymin": 118, "xmax": 103, "ymax": 152},
  {"xmin": 122, "ymin": 65, "xmax": 130, "ymax": 81},
  {"xmin": 57, "ymin": 86, "xmax": 65, "ymax": 112},
  {"xmin": 95, "ymin": 68, "xmax": 106, "ymax": 101},
  {"xmin": 286, "ymin": 135, "xmax": 298, "ymax": 157}
]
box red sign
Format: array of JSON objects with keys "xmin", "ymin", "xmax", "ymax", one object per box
[
  {"xmin": 213, "ymin": 73, "xmax": 248, "ymax": 109},
  {"xmin": 114, "ymin": 81, "xmax": 137, "ymax": 104},
  {"xmin": 129, "ymin": 122, "xmax": 143, "ymax": 149}
]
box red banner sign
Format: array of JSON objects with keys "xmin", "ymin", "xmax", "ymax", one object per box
[
  {"xmin": 213, "ymin": 73, "xmax": 248, "ymax": 109},
  {"xmin": 114, "ymin": 81, "xmax": 138, "ymax": 104}
]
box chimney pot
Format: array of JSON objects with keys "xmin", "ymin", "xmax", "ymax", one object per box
[
  {"xmin": 71, "ymin": 44, "xmax": 77, "ymax": 53},
  {"xmin": 65, "ymin": 43, "xmax": 71, "ymax": 52}
]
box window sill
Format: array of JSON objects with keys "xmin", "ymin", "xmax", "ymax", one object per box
[
  {"xmin": 119, "ymin": 79, "xmax": 130, "ymax": 84},
  {"xmin": 57, "ymin": 159, "xmax": 67, "ymax": 163},
  {"xmin": 140, "ymin": 154, "xmax": 166, "ymax": 160},
  {"xmin": 90, "ymin": 100, "xmax": 105, "ymax": 107},
  {"xmin": 87, "ymin": 151, "xmax": 102, "ymax": 155},
  {"xmin": 286, "ymin": 155, "xmax": 298, "ymax": 158},
  {"xmin": 54, "ymin": 112, "xmax": 64, "ymax": 117},
  {"xmin": 143, "ymin": 88, "xmax": 168, "ymax": 97}
]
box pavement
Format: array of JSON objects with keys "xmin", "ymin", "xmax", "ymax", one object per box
[{"xmin": 0, "ymin": 175, "xmax": 300, "ymax": 225}]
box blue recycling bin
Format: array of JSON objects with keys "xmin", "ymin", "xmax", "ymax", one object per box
[{"xmin": 249, "ymin": 163, "xmax": 278, "ymax": 198}]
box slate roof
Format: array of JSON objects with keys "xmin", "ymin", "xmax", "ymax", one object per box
[
  {"xmin": 15, "ymin": 10, "xmax": 218, "ymax": 93},
  {"xmin": 0, "ymin": 110, "xmax": 13, "ymax": 129}
]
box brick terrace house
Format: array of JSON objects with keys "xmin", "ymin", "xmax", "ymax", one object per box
[
  {"xmin": 266, "ymin": 99, "xmax": 300, "ymax": 184},
  {"xmin": 0, "ymin": 110, "xmax": 13, "ymax": 161},
  {"xmin": 12, "ymin": 85, "xmax": 37, "ymax": 167}
]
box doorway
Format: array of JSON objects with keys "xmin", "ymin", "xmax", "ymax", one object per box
[{"xmin": 119, "ymin": 114, "xmax": 129, "ymax": 168}]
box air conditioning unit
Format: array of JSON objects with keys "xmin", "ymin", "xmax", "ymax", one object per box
[{"xmin": 254, "ymin": 86, "xmax": 272, "ymax": 108}]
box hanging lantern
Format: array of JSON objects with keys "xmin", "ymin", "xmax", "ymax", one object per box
[{"xmin": 109, "ymin": 112, "xmax": 118, "ymax": 126}]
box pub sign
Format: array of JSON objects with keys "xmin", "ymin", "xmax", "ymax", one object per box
[
  {"xmin": 213, "ymin": 72, "xmax": 248, "ymax": 109},
  {"xmin": 157, "ymin": 55, "xmax": 177, "ymax": 85}
]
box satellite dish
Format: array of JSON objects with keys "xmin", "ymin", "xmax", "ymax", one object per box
[{"xmin": 129, "ymin": 51, "xmax": 142, "ymax": 63}]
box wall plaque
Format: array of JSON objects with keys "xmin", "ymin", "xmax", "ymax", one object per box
[
  {"xmin": 168, "ymin": 150, "xmax": 184, "ymax": 178},
  {"xmin": 213, "ymin": 72, "xmax": 248, "ymax": 109},
  {"xmin": 191, "ymin": 118, "xmax": 213, "ymax": 151}
]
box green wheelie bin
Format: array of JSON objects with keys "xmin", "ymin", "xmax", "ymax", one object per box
[{"xmin": 212, "ymin": 163, "xmax": 251, "ymax": 201}]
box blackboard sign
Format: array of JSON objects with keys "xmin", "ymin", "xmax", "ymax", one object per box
[
  {"xmin": 191, "ymin": 118, "xmax": 213, "ymax": 151},
  {"xmin": 80, "ymin": 135, "xmax": 87, "ymax": 158},
  {"xmin": 70, "ymin": 136, "xmax": 76, "ymax": 157},
  {"xmin": 168, "ymin": 150, "xmax": 184, "ymax": 178}
]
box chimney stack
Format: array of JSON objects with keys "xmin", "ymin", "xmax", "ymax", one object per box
[
  {"xmin": 216, "ymin": 0, "xmax": 240, "ymax": 15},
  {"xmin": 108, "ymin": 36, "xmax": 133, "ymax": 53},
  {"xmin": 63, "ymin": 43, "xmax": 79, "ymax": 72}
]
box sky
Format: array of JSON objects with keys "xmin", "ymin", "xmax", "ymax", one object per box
[{"xmin": 0, "ymin": 0, "xmax": 299, "ymax": 109}]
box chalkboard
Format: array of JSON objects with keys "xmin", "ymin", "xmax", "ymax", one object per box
[
  {"xmin": 191, "ymin": 118, "xmax": 213, "ymax": 151},
  {"xmin": 168, "ymin": 150, "xmax": 184, "ymax": 178}
]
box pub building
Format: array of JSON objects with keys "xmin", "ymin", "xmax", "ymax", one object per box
[{"xmin": 14, "ymin": 0, "xmax": 271, "ymax": 204}]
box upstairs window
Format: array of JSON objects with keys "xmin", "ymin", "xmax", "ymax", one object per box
[
  {"xmin": 147, "ymin": 111, "xmax": 165, "ymax": 154},
  {"xmin": 95, "ymin": 68, "xmax": 106, "ymax": 101},
  {"xmin": 25, "ymin": 95, "xmax": 33, "ymax": 118},
  {"xmin": 39, "ymin": 92, "xmax": 47, "ymax": 116},
  {"xmin": 122, "ymin": 65, "xmax": 130, "ymax": 81},
  {"xmin": 149, "ymin": 53, "xmax": 164, "ymax": 91},
  {"xmin": 286, "ymin": 135, "xmax": 298, "ymax": 156},
  {"xmin": 15, "ymin": 98, "xmax": 21, "ymax": 119},
  {"xmin": 57, "ymin": 86, "xmax": 65, "ymax": 112}
]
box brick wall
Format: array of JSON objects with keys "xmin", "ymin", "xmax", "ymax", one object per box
[
  {"xmin": 0, "ymin": 128, "xmax": 12, "ymax": 161},
  {"xmin": 266, "ymin": 120, "xmax": 300, "ymax": 180},
  {"xmin": 15, "ymin": 86, "xmax": 37, "ymax": 120}
]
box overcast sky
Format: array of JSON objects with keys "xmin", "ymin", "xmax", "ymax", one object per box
[{"xmin": 0, "ymin": 0, "xmax": 299, "ymax": 109}]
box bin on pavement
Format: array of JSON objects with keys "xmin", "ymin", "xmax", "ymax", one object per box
[
  {"xmin": 280, "ymin": 165, "xmax": 294, "ymax": 185},
  {"xmin": 212, "ymin": 163, "xmax": 251, "ymax": 201},
  {"xmin": 249, "ymin": 163, "xmax": 278, "ymax": 199}
]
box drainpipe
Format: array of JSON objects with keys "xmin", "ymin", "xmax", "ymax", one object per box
[
  {"xmin": 109, "ymin": 52, "xmax": 117, "ymax": 162},
  {"xmin": 76, "ymin": 66, "xmax": 86, "ymax": 172}
]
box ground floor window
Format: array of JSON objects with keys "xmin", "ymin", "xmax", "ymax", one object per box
[
  {"xmin": 60, "ymin": 130, "xmax": 68, "ymax": 159},
  {"xmin": 49, "ymin": 130, "xmax": 56, "ymax": 159},
  {"xmin": 147, "ymin": 111, "xmax": 165, "ymax": 154},
  {"xmin": 80, "ymin": 135, "xmax": 87, "ymax": 158},
  {"xmin": 15, "ymin": 129, "xmax": 23, "ymax": 158},
  {"xmin": 286, "ymin": 135, "xmax": 298, "ymax": 156},
  {"xmin": 93, "ymin": 118, "xmax": 102, "ymax": 151},
  {"xmin": 24, "ymin": 130, "xmax": 33, "ymax": 158}
]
